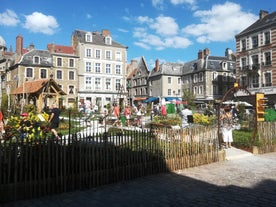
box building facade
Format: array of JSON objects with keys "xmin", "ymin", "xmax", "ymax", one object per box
[
  {"xmin": 235, "ymin": 10, "xmax": 276, "ymax": 103},
  {"xmin": 71, "ymin": 29, "xmax": 128, "ymax": 110}
]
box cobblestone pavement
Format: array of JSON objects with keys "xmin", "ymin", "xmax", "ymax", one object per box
[{"xmin": 2, "ymin": 148, "xmax": 276, "ymax": 207}]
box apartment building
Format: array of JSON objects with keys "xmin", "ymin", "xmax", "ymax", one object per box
[
  {"xmin": 127, "ymin": 57, "xmax": 149, "ymax": 105},
  {"xmin": 71, "ymin": 29, "xmax": 128, "ymax": 109},
  {"xmin": 149, "ymin": 59, "xmax": 183, "ymax": 99},
  {"xmin": 5, "ymin": 35, "xmax": 78, "ymax": 112},
  {"xmin": 182, "ymin": 48, "xmax": 236, "ymax": 103},
  {"xmin": 235, "ymin": 10, "xmax": 276, "ymax": 102}
]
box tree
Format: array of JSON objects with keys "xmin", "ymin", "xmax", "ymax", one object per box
[{"xmin": 182, "ymin": 89, "xmax": 196, "ymax": 108}]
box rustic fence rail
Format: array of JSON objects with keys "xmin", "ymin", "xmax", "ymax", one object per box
[
  {"xmin": 256, "ymin": 122, "xmax": 276, "ymax": 153},
  {"xmin": 0, "ymin": 125, "xmax": 220, "ymax": 203}
]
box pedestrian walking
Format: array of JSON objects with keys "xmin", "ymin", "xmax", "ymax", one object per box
[
  {"xmin": 48, "ymin": 103, "xmax": 61, "ymax": 140},
  {"xmin": 220, "ymin": 105, "xmax": 233, "ymax": 148}
]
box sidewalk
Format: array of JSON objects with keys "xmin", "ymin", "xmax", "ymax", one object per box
[{"xmin": 2, "ymin": 148, "xmax": 276, "ymax": 207}]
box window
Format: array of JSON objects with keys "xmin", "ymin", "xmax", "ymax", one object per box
[
  {"xmin": 115, "ymin": 65, "xmax": 121, "ymax": 74},
  {"xmin": 193, "ymin": 86, "xmax": 197, "ymax": 94},
  {"xmin": 212, "ymin": 72, "xmax": 218, "ymax": 80},
  {"xmin": 69, "ymin": 85, "xmax": 74, "ymax": 94},
  {"xmin": 57, "ymin": 58, "xmax": 62, "ymax": 67},
  {"xmin": 105, "ymin": 36, "xmax": 112, "ymax": 45},
  {"xmin": 178, "ymin": 78, "xmax": 181, "ymax": 84},
  {"xmin": 106, "ymin": 78, "xmax": 111, "ymax": 90},
  {"xmin": 115, "ymin": 79, "xmax": 121, "ymax": 90},
  {"xmin": 95, "ymin": 50, "xmax": 101, "ymax": 59},
  {"xmin": 241, "ymin": 57, "xmax": 247, "ymax": 69},
  {"xmin": 199, "ymin": 73, "xmax": 203, "ymax": 82},
  {"xmin": 264, "ymin": 52, "xmax": 271, "ymax": 66},
  {"xmin": 168, "ymin": 89, "xmax": 172, "ymax": 95},
  {"xmin": 193, "ymin": 74, "xmax": 198, "ymax": 83},
  {"xmin": 264, "ymin": 72, "xmax": 271, "ymax": 87},
  {"xmin": 86, "ymin": 48, "xmax": 91, "ymax": 57},
  {"xmin": 264, "ymin": 31, "xmax": 270, "ymax": 44},
  {"xmin": 86, "ymin": 33, "xmax": 92, "ymax": 42},
  {"xmin": 252, "ymin": 74, "xmax": 259, "ymax": 88},
  {"xmin": 168, "ymin": 77, "xmax": 172, "ymax": 84},
  {"xmin": 69, "ymin": 71, "xmax": 74, "ymax": 80},
  {"xmin": 95, "ymin": 63, "xmax": 101, "ymax": 73},
  {"xmin": 251, "ymin": 55, "xmax": 259, "ymax": 69},
  {"xmin": 69, "ymin": 59, "xmax": 74, "ymax": 67},
  {"xmin": 106, "ymin": 51, "xmax": 111, "ymax": 59},
  {"xmin": 56, "ymin": 70, "xmax": 62, "ymax": 79},
  {"xmin": 26, "ymin": 68, "xmax": 33, "ymax": 78},
  {"xmin": 85, "ymin": 77, "xmax": 92, "ymax": 89},
  {"xmin": 223, "ymin": 73, "xmax": 227, "ymax": 81},
  {"xmin": 252, "ymin": 36, "xmax": 258, "ymax": 48},
  {"xmin": 40, "ymin": 69, "xmax": 47, "ymax": 79},
  {"xmin": 106, "ymin": 64, "xmax": 111, "ymax": 74},
  {"xmin": 34, "ymin": 56, "xmax": 40, "ymax": 64},
  {"xmin": 95, "ymin": 78, "xmax": 101, "ymax": 89},
  {"xmin": 115, "ymin": 51, "xmax": 121, "ymax": 61},
  {"xmin": 241, "ymin": 39, "xmax": 246, "ymax": 51},
  {"xmin": 86, "ymin": 62, "xmax": 92, "ymax": 72}
]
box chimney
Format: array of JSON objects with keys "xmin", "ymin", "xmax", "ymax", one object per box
[
  {"xmin": 259, "ymin": 10, "xmax": 269, "ymax": 19},
  {"xmin": 203, "ymin": 48, "xmax": 210, "ymax": 56},
  {"xmin": 198, "ymin": 50, "xmax": 203, "ymax": 59},
  {"xmin": 155, "ymin": 59, "xmax": 159, "ymax": 71},
  {"xmin": 102, "ymin": 29, "xmax": 110, "ymax": 37},
  {"xmin": 16, "ymin": 34, "xmax": 23, "ymax": 55}
]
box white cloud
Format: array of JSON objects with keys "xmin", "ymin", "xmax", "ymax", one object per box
[
  {"xmin": 152, "ymin": 0, "xmax": 165, "ymax": 10},
  {"xmin": 86, "ymin": 14, "xmax": 92, "ymax": 19},
  {"xmin": 182, "ymin": 1, "xmax": 258, "ymax": 43},
  {"xmin": 0, "ymin": 9, "xmax": 20, "ymax": 26},
  {"xmin": 23, "ymin": 12, "xmax": 59, "ymax": 35},
  {"xmin": 170, "ymin": 0, "xmax": 198, "ymax": 10},
  {"xmin": 150, "ymin": 16, "xmax": 179, "ymax": 36}
]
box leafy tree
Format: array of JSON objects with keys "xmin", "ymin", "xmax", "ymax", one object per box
[{"xmin": 182, "ymin": 89, "xmax": 196, "ymax": 108}]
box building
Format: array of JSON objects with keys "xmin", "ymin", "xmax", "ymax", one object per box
[
  {"xmin": 127, "ymin": 57, "xmax": 149, "ymax": 105},
  {"xmin": 182, "ymin": 48, "xmax": 236, "ymax": 104},
  {"xmin": 5, "ymin": 35, "xmax": 78, "ymax": 112},
  {"xmin": 235, "ymin": 10, "xmax": 276, "ymax": 103},
  {"xmin": 149, "ymin": 59, "xmax": 183, "ymax": 99},
  {"xmin": 71, "ymin": 29, "xmax": 128, "ymax": 110}
]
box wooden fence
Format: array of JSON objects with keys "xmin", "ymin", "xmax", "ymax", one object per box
[
  {"xmin": 256, "ymin": 122, "xmax": 276, "ymax": 153},
  {"xmin": 0, "ymin": 125, "xmax": 220, "ymax": 203}
]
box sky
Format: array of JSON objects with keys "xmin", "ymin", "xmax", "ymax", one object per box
[{"xmin": 0, "ymin": 0, "xmax": 275, "ymax": 68}]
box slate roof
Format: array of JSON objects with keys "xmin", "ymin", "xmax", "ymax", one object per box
[
  {"xmin": 236, "ymin": 11, "xmax": 276, "ymax": 37},
  {"xmin": 19, "ymin": 49, "xmax": 52, "ymax": 67},
  {"xmin": 149, "ymin": 62, "xmax": 184, "ymax": 77},
  {"xmin": 73, "ymin": 30, "xmax": 127, "ymax": 49}
]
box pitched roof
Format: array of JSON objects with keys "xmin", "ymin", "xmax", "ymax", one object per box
[
  {"xmin": 73, "ymin": 29, "xmax": 127, "ymax": 49},
  {"xmin": 47, "ymin": 44, "xmax": 75, "ymax": 54},
  {"xmin": 236, "ymin": 11, "xmax": 276, "ymax": 37},
  {"xmin": 11, "ymin": 79, "xmax": 66, "ymax": 95}
]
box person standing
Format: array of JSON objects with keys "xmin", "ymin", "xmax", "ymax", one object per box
[
  {"xmin": 0, "ymin": 110, "xmax": 5, "ymax": 134},
  {"xmin": 180, "ymin": 105, "xmax": 193, "ymax": 128},
  {"xmin": 220, "ymin": 105, "xmax": 233, "ymax": 149},
  {"xmin": 48, "ymin": 103, "xmax": 61, "ymax": 140},
  {"xmin": 113, "ymin": 103, "xmax": 120, "ymax": 126},
  {"xmin": 161, "ymin": 104, "xmax": 167, "ymax": 117},
  {"xmin": 124, "ymin": 105, "xmax": 131, "ymax": 127}
]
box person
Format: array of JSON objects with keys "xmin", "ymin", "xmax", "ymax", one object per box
[
  {"xmin": 220, "ymin": 105, "xmax": 233, "ymax": 149},
  {"xmin": 100, "ymin": 105, "xmax": 108, "ymax": 125},
  {"xmin": 136, "ymin": 104, "xmax": 143, "ymax": 127},
  {"xmin": 0, "ymin": 110, "xmax": 5, "ymax": 135},
  {"xmin": 180, "ymin": 105, "xmax": 193, "ymax": 128},
  {"xmin": 124, "ymin": 105, "xmax": 131, "ymax": 127},
  {"xmin": 161, "ymin": 105, "xmax": 167, "ymax": 117},
  {"xmin": 84, "ymin": 107, "xmax": 93, "ymax": 127},
  {"xmin": 19, "ymin": 112, "xmax": 32, "ymax": 139},
  {"xmin": 48, "ymin": 103, "xmax": 61, "ymax": 140},
  {"xmin": 113, "ymin": 103, "xmax": 120, "ymax": 126}
]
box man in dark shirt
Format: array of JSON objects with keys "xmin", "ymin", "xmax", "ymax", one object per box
[{"xmin": 48, "ymin": 103, "xmax": 61, "ymax": 140}]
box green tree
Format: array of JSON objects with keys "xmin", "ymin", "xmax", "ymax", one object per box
[{"xmin": 182, "ymin": 89, "xmax": 196, "ymax": 108}]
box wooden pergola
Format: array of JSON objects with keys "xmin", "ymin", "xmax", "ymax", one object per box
[{"xmin": 11, "ymin": 78, "xmax": 66, "ymax": 112}]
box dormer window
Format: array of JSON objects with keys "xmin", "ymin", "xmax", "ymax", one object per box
[
  {"xmin": 85, "ymin": 33, "xmax": 92, "ymax": 42},
  {"xmin": 105, "ymin": 36, "xmax": 112, "ymax": 45},
  {"xmin": 33, "ymin": 56, "xmax": 40, "ymax": 64}
]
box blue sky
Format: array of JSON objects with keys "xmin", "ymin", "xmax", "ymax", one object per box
[{"xmin": 0, "ymin": 0, "xmax": 275, "ymax": 68}]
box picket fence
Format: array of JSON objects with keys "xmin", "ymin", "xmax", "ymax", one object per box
[{"xmin": 0, "ymin": 125, "xmax": 220, "ymax": 203}]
